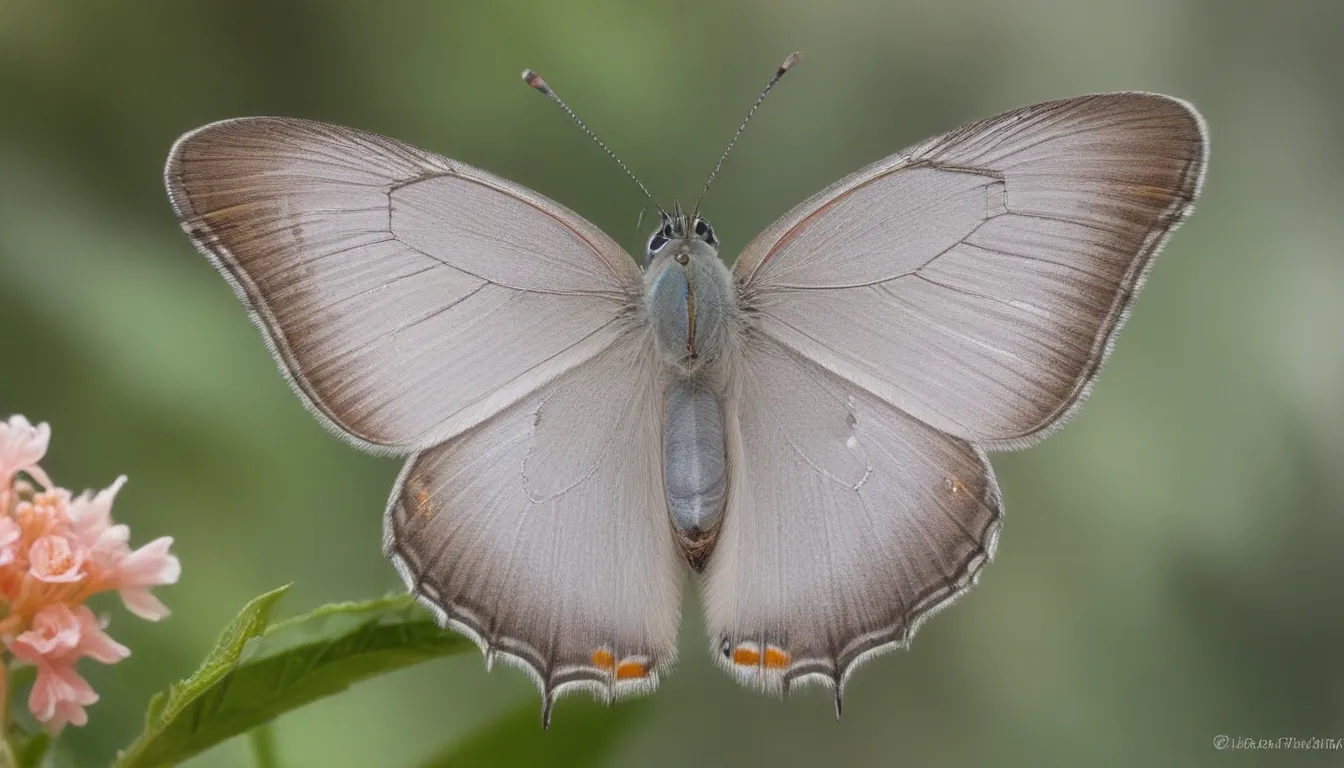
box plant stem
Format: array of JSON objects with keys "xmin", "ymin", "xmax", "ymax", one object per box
[{"xmin": 248, "ymin": 722, "xmax": 281, "ymax": 768}]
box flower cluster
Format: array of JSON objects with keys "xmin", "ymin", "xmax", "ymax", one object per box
[{"xmin": 0, "ymin": 415, "xmax": 179, "ymax": 731}]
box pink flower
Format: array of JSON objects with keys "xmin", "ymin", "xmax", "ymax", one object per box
[
  {"xmin": 13, "ymin": 487, "xmax": 72, "ymax": 543},
  {"xmin": 110, "ymin": 537, "xmax": 181, "ymax": 620},
  {"xmin": 28, "ymin": 535, "xmax": 87, "ymax": 584},
  {"xmin": 10, "ymin": 604, "xmax": 129, "ymax": 732},
  {"xmin": 0, "ymin": 415, "xmax": 179, "ymax": 731},
  {"xmin": 10, "ymin": 605, "xmax": 80, "ymax": 660},
  {"xmin": 30, "ymin": 664, "xmax": 96, "ymax": 731},
  {"xmin": 67, "ymin": 476, "xmax": 127, "ymax": 549},
  {"xmin": 0, "ymin": 416, "xmax": 52, "ymax": 489},
  {"xmin": 67, "ymin": 476, "xmax": 131, "ymax": 566},
  {"xmin": 0, "ymin": 517, "xmax": 20, "ymax": 568}
]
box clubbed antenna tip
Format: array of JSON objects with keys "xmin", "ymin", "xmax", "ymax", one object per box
[{"xmin": 521, "ymin": 68, "xmax": 550, "ymax": 94}]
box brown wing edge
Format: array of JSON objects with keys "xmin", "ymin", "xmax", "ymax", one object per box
[
  {"xmin": 972, "ymin": 94, "xmax": 1209, "ymax": 451},
  {"xmin": 165, "ymin": 118, "xmax": 436, "ymax": 457}
]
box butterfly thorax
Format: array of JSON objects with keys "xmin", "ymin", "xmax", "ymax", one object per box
[{"xmin": 643, "ymin": 214, "xmax": 734, "ymax": 375}]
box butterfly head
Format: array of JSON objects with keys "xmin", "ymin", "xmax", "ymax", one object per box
[{"xmin": 645, "ymin": 206, "xmax": 719, "ymax": 265}]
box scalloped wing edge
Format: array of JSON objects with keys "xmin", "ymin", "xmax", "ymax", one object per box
[
  {"xmin": 705, "ymin": 444, "xmax": 1004, "ymax": 716},
  {"xmin": 381, "ymin": 456, "xmax": 674, "ymax": 727}
]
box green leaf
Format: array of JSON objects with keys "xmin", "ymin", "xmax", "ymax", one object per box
[
  {"xmin": 115, "ymin": 588, "xmax": 473, "ymax": 768},
  {"xmin": 114, "ymin": 584, "xmax": 289, "ymax": 768},
  {"xmin": 421, "ymin": 698, "xmax": 652, "ymax": 768}
]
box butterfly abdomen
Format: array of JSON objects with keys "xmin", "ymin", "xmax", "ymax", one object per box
[{"xmin": 663, "ymin": 379, "xmax": 728, "ymax": 569}]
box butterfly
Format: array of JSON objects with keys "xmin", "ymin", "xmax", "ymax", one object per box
[{"xmin": 164, "ymin": 53, "xmax": 1206, "ymax": 723}]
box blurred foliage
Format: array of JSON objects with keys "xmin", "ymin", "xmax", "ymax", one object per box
[
  {"xmin": 422, "ymin": 700, "xmax": 651, "ymax": 768},
  {"xmin": 1, "ymin": 0, "xmax": 1342, "ymax": 765},
  {"xmin": 8, "ymin": 722, "xmax": 51, "ymax": 768}
]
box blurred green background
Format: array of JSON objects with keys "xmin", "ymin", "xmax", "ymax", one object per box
[{"xmin": 2, "ymin": 0, "xmax": 1342, "ymax": 765}]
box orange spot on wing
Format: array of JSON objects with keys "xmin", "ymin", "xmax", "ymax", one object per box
[
  {"xmin": 411, "ymin": 481, "xmax": 434, "ymax": 517},
  {"xmin": 732, "ymin": 645, "xmax": 761, "ymax": 666},
  {"xmin": 615, "ymin": 660, "xmax": 649, "ymax": 679},
  {"xmin": 591, "ymin": 649, "xmax": 614, "ymax": 670},
  {"xmin": 763, "ymin": 646, "xmax": 791, "ymax": 669}
]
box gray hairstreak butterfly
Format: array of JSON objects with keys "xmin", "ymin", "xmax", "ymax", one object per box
[{"xmin": 164, "ymin": 52, "xmax": 1206, "ymax": 724}]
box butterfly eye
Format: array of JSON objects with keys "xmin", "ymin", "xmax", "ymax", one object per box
[
  {"xmin": 648, "ymin": 234, "xmax": 669, "ymax": 253},
  {"xmin": 661, "ymin": 223, "xmax": 674, "ymax": 238},
  {"xmin": 694, "ymin": 218, "xmax": 718, "ymax": 246}
]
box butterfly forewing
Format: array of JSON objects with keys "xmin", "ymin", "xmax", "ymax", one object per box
[
  {"xmin": 165, "ymin": 118, "xmax": 642, "ymax": 452},
  {"xmin": 733, "ymin": 93, "xmax": 1207, "ymax": 447}
]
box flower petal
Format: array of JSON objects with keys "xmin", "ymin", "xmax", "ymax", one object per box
[
  {"xmin": 28, "ymin": 534, "xmax": 88, "ymax": 583},
  {"xmin": 29, "ymin": 663, "xmax": 97, "ymax": 732},
  {"xmin": 27, "ymin": 666, "xmax": 59, "ymax": 722},
  {"xmin": 68, "ymin": 475, "xmax": 127, "ymax": 547},
  {"xmin": 116, "ymin": 536, "xmax": 180, "ymax": 587},
  {"xmin": 11, "ymin": 604, "xmax": 82, "ymax": 661},
  {"xmin": 0, "ymin": 416, "xmax": 52, "ymax": 488},
  {"xmin": 0, "ymin": 516, "xmax": 21, "ymax": 567},
  {"xmin": 119, "ymin": 587, "xmax": 171, "ymax": 621},
  {"xmin": 48, "ymin": 698, "xmax": 89, "ymax": 731},
  {"xmin": 72, "ymin": 606, "xmax": 130, "ymax": 663}
]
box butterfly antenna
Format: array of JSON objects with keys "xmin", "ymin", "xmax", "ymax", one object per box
[
  {"xmin": 522, "ymin": 68, "xmax": 667, "ymax": 218},
  {"xmin": 691, "ymin": 51, "xmax": 801, "ymax": 222}
]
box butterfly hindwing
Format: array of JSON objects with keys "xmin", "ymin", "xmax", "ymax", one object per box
[
  {"xmin": 704, "ymin": 334, "xmax": 1002, "ymax": 699},
  {"xmin": 384, "ymin": 329, "xmax": 683, "ymax": 715}
]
